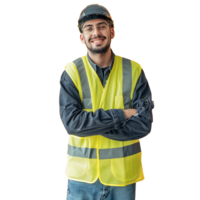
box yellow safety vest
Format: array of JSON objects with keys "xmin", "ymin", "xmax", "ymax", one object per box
[{"xmin": 64, "ymin": 55, "xmax": 144, "ymax": 186}]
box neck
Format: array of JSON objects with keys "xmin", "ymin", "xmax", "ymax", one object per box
[{"xmin": 87, "ymin": 48, "xmax": 112, "ymax": 68}]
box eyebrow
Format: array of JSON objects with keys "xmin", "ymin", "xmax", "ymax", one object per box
[{"xmin": 83, "ymin": 22, "xmax": 108, "ymax": 29}]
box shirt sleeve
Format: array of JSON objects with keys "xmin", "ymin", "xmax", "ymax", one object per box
[
  {"xmin": 59, "ymin": 71, "xmax": 127, "ymax": 137},
  {"xmin": 101, "ymin": 69, "xmax": 154, "ymax": 141}
]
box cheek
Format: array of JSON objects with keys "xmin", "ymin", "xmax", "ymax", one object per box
[{"xmin": 82, "ymin": 34, "xmax": 89, "ymax": 42}]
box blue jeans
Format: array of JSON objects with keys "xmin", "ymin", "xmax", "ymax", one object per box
[{"xmin": 67, "ymin": 178, "xmax": 136, "ymax": 200}]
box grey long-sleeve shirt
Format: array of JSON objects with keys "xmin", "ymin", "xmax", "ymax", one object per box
[{"xmin": 59, "ymin": 50, "xmax": 154, "ymax": 141}]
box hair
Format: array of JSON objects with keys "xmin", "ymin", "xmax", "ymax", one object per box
[{"xmin": 78, "ymin": 15, "xmax": 114, "ymax": 33}]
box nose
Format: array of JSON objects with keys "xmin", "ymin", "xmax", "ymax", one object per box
[{"xmin": 92, "ymin": 26, "xmax": 101, "ymax": 36}]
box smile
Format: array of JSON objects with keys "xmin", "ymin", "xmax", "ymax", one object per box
[{"xmin": 91, "ymin": 39, "xmax": 104, "ymax": 44}]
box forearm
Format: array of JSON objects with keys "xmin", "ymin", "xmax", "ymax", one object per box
[
  {"xmin": 102, "ymin": 114, "xmax": 152, "ymax": 141},
  {"xmin": 101, "ymin": 100, "xmax": 153, "ymax": 141},
  {"xmin": 61, "ymin": 106, "xmax": 126, "ymax": 136}
]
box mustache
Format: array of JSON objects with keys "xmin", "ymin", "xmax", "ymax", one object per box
[{"xmin": 90, "ymin": 36, "xmax": 106, "ymax": 41}]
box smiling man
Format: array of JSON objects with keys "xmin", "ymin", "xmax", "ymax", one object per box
[
  {"xmin": 79, "ymin": 16, "xmax": 115, "ymax": 68},
  {"xmin": 59, "ymin": 4, "xmax": 154, "ymax": 200}
]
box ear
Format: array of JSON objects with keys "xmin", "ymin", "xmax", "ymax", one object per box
[
  {"xmin": 80, "ymin": 33, "xmax": 85, "ymax": 44},
  {"xmin": 110, "ymin": 28, "xmax": 115, "ymax": 39}
]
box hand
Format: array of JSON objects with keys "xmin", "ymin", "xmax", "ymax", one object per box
[{"xmin": 123, "ymin": 109, "xmax": 137, "ymax": 119}]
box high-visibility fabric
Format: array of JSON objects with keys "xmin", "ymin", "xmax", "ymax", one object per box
[{"xmin": 65, "ymin": 55, "xmax": 144, "ymax": 186}]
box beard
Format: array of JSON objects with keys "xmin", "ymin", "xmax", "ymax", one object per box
[{"xmin": 84, "ymin": 35, "xmax": 111, "ymax": 54}]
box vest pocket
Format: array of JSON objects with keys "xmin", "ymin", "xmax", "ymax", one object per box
[
  {"xmin": 111, "ymin": 154, "xmax": 142, "ymax": 181},
  {"xmin": 67, "ymin": 155, "xmax": 88, "ymax": 178}
]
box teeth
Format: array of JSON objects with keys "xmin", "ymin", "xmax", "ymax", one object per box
[{"xmin": 92, "ymin": 39, "xmax": 103, "ymax": 42}]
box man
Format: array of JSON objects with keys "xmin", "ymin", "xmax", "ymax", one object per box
[{"xmin": 59, "ymin": 4, "xmax": 154, "ymax": 200}]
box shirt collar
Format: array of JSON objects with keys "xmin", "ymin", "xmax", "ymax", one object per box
[{"xmin": 87, "ymin": 49, "xmax": 115, "ymax": 72}]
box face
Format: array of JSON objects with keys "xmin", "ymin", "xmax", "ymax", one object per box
[{"xmin": 80, "ymin": 18, "xmax": 115, "ymax": 54}]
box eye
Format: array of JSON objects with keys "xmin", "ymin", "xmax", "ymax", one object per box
[
  {"xmin": 99, "ymin": 25, "xmax": 106, "ymax": 29},
  {"xmin": 86, "ymin": 27, "xmax": 93, "ymax": 31}
]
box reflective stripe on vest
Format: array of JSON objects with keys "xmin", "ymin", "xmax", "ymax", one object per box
[{"xmin": 68, "ymin": 142, "xmax": 141, "ymax": 159}]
